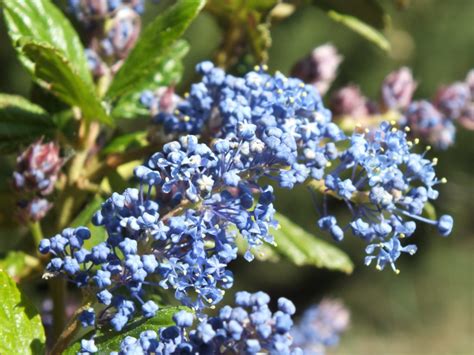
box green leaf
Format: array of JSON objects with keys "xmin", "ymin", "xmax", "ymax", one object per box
[
  {"xmin": 1, "ymin": 0, "xmax": 92, "ymax": 85},
  {"xmin": 271, "ymin": 213, "xmax": 353, "ymax": 273},
  {"xmin": 313, "ymin": 0, "xmax": 389, "ymax": 30},
  {"xmin": 0, "ymin": 251, "xmax": 40, "ymax": 282},
  {"xmin": 20, "ymin": 40, "xmax": 112, "ymax": 125},
  {"xmin": 65, "ymin": 306, "xmax": 190, "ymax": 354},
  {"xmin": 326, "ymin": 10, "xmax": 390, "ymax": 51},
  {"xmin": 111, "ymin": 40, "xmax": 188, "ymax": 120},
  {"xmin": 0, "ymin": 94, "xmax": 55, "ymax": 152},
  {"xmin": 107, "ymin": 0, "xmax": 205, "ymax": 99},
  {"xmin": 0, "ymin": 270, "xmax": 45, "ymax": 354},
  {"xmin": 102, "ymin": 131, "xmax": 148, "ymax": 155}
]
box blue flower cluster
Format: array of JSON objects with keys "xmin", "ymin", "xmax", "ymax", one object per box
[
  {"xmin": 292, "ymin": 299, "xmax": 349, "ymax": 355},
  {"xmin": 105, "ymin": 291, "xmax": 302, "ymax": 354},
  {"xmin": 317, "ymin": 122, "xmax": 453, "ymax": 272},
  {"xmin": 39, "ymin": 63, "xmax": 454, "ymax": 346}
]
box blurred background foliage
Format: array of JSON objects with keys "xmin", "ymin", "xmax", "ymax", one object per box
[{"xmin": 0, "ymin": 0, "xmax": 472, "ymax": 353}]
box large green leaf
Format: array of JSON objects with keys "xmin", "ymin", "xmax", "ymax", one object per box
[
  {"xmin": 106, "ymin": 0, "xmax": 206, "ymax": 99},
  {"xmin": 0, "ymin": 251, "xmax": 40, "ymax": 282},
  {"xmin": 65, "ymin": 306, "xmax": 190, "ymax": 354},
  {"xmin": 272, "ymin": 213, "xmax": 353, "ymax": 273},
  {"xmin": 313, "ymin": 0, "xmax": 391, "ymax": 51},
  {"xmin": 111, "ymin": 40, "xmax": 188, "ymax": 120},
  {"xmin": 0, "ymin": 94, "xmax": 55, "ymax": 152},
  {"xmin": 20, "ymin": 40, "xmax": 112, "ymax": 125},
  {"xmin": 1, "ymin": 0, "xmax": 91, "ymax": 85},
  {"xmin": 0, "ymin": 270, "xmax": 45, "ymax": 354}
]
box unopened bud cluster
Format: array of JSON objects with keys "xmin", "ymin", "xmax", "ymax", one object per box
[
  {"xmin": 68, "ymin": 0, "xmax": 145, "ymax": 75},
  {"xmin": 291, "ymin": 44, "xmax": 343, "ymax": 96},
  {"xmin": 13, "ymin": 140, "xmax": 62, "ymax": 221}
]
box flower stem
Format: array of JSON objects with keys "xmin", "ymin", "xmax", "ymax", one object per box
[
  {"xmin": 28, "ymin": 220, "xmax": 44, "ymax": 249},
  {"xmin": 49, "ymin": 278, "xmax": 67, "ymax": 346},
  {"xmin": 50, "ymin": 298, "xmax": 93, "ymax": 355}
]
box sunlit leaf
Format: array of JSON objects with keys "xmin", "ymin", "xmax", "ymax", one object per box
[{"xmin": 0, "ymin": 270, "xmax": 45, "ymax": 354}]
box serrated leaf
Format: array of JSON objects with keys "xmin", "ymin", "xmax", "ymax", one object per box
[
  {"xmin": 65, "ymin": 306, "xmax": 190, "ymax": 354},
  {"xmin": 0, "ymin": 94, "xmax": 55, "ymax": 152},
  {"xmin": 313, "ymin": 0, "xmax": 389, "ymax": 30},
  {"xmin": 20, "ymin": 40, "xmax": 112, "ymax": 125},
  {"xmin": 325, "ymin": 10, "xmax": 390, "ymax": 52},
  {"xmin": 107, "ymin": 0, "xmax": 205, "ymax": 99},
  {"xmin": 111, "ymin": 40, "xmax": 188, "ymax": 120},
  {"xmin": 0, "ymin": 270, "xmax": 45, "ymax": 354},
  {"xmin": 1, "ymin": 0, "xmax": 92, "ymax": 85},
  {"xmin": 272, "ymin": 213, "xmax": 353, "ymax": 273},
  {"xmin": 0, "ymin": 251, "xmax": 40, "ymax": 282},
  {"xmin": 102, "ymin": 131, "xmax": 148, "ymax": 155}
]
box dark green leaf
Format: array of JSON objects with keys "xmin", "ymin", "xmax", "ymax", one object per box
[
  {"xmin": 325, "ymin": 10, "xmax": 390, "ymax": 51},
  {"xmin": 0, "ymin": 251, "xmax": 40, "ymax": 282},
  {"xmin": 65, "ymin": 306, "xmax": 190, "ymax": 354},
  {"xmin": 313, "ymin": 0, "xmax": 389, "ymax": 30},
  {"xmin": 0, "ymin": 270, "xmax": 45, "ymax": 354},
  {"xmin": 111, "ymin": 40, "xmax": 188, "ymax": 120},
  {"xmin": 102, "ymin": 131, "xmax": 148, "ymax": 155},
  {"xmin": 1, "ymin": 0, "xmax": 92, "ymax": 85},
  {"xmin": 0, "ymin": 94, "xmax": 55, "ymax": 152},
  {"xmin": 20, "ymin": 40, "xmax": 112, "ymax": 125},
  {"xmin": 107, "ymin": 0, "xmax": 205, "ymax": 99},
  {"xmin": 271, "ymin": 213, "xmax": 353, "ymax": 273}
]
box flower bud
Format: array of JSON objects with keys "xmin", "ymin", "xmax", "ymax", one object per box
[
  {"xmin": 17, "ymin": 198, "xmax": 52, "ymax": 222},
  {"xmin": 101, "ymin": 7, "xmax": 141, "ymax": 60},
  {"xmin": 71, "ymin": 0, "xmax": 109, "ymax": 22},
  {"xmin": 381, "ymin": 67, "xmax": 417, "ymax": 110},
  {"xmin": 459, "ymin": 103, "xmax": 474, "ymax": 130},
  {"xmin": 13, "ymin": 140, "xmax": 62, "ymax": 195},
  {"xmin": 291, "ymin": 44, "xmax": 343, "ymax": 95},
  {"xmin": 465, "ymin": 69, "xmax": 474, "ymax": 97},
  {"xmin": 434, "ymin": 82, "xmax": 470, "ymax": 118},
  {"xmin": 330, "ymin": 85, "xmax": 369, "ymax": 117},
  {"xmin": 142, "ymin": 87, "xmax": 181, "ymax": 116},
  {"xmin": 403, "ymin": 100, "xmax": 455, "ymax": 149},
  {"xmin": 85, "ymin": 49, "xmax": 107, "ymax": 78}
]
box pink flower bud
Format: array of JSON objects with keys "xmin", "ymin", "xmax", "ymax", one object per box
[
  {"xmin": 434, "ymin": 82, "xmax": 470, "ymax": 118},
  {"xmin": 465, "ymin": 69, "xmax": 474, "ymax": 97},
  {"xmin": 17, "ymin": 198, "xmax": 52, "ymax": 222},
  {"xmin": 101, "ymin": 8, "xmax": 141, "ymax": 60},
  {"xmin": 330, "ymin": 85, "xmax": 369, "ymax": 117},
  {"xmin": 459, "ymin": 103, "xmax": 474, "ymax": 130},
  {"xmin": 13, "ymin": 140, "xmax": 62, "ymax": 196},
  {"xmin": 381, "ymin": 67, "xmax": 417, "ymax": 110},
  {"xmin": 291, "ymin": 44, "xmax": 343, "ymax": 95}
]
